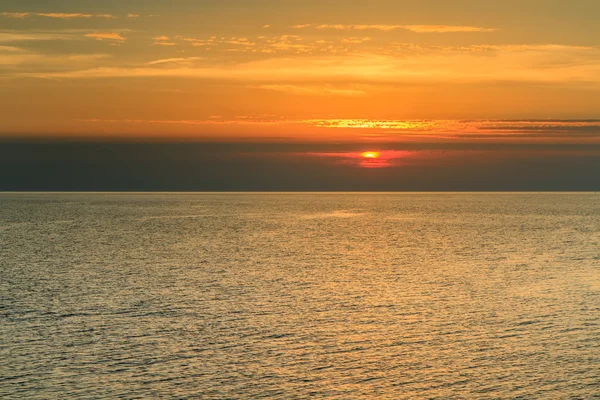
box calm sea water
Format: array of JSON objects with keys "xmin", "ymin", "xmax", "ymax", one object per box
[{"xmin": 1, "ymin": 193, "xmax": 599, "ymax": 399}]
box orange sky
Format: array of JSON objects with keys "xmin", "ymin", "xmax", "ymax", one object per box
[{"xmin": 0, "ymin": 0, "xmax": 599, "ymax": 144}]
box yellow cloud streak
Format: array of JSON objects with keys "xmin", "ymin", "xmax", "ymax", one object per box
[
  {"xmin": 148, "ymin": 57, "xmax": 204, "ymax": 65},
  {"xmin": 75, "ymin": 118, "xmax": 600, "ymax": 142},
  {"xmin": 84, "ymin": 33, "xmax": 126, "ymax": 41},
  {"xmin": 78, "ymin": 118, "xmax": 600, "ymax": 130},
  {"xmin": 403, "ymin": 25, "xmax": 496, "ymax": 33},
  {"xmin": 1, "ymin": 12, "xmax": 116, "ymax": 19},
  {"xmin": 257, "ymin": 84, "xmax": 366, "ymax": 96},
  {"xmin": 306, "ymin": 24, "xmax": 497, "ymax": 32}
]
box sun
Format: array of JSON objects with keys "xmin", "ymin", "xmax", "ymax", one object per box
[{"xmin": 361, "ymin": 151, "xmax": 380, "ymax": 159}]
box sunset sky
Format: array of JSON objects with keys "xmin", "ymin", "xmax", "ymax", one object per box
[{"xmin": 1, "ymin": 0, "xmax": 599, "ymax": 190}]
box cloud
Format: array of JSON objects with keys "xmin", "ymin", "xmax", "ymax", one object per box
[
  {"xmin": 260, "ymin": 35, "xmax": 315, "ymax": 53},
  {"xmin": 463, "ymin": 120, "xmax": 600, "ymax": 138},
  {"xmin": 148, "ymin": 57, "xmax": 204, "ymax": 65},
  {"xmin": 172, "ymin": 34, "xmax": 351, "ymax": 54},
  {"xmin": 9, "ymin": 43, "xmax": 600, "ymax": 87},
  {"xmin": 75, "ymin": 118, "xmax": 600, "ymax": 142},
  {"xmin": 0, "ymin": 45, "xmax": 111, "ymax": 67},
  {"xmin": 0, "ymin": 45, "xmax": 38, "ymax": 66},
  {"xmin": 32, "ymin": 13, "xmax": 94, "ymax": 19},
  {"xmin": 79, "ymin": 118, "xmax": 289, "ymax": 127},
  {"xmin": 467, "ymin": 44, "xmax": 592, "ymax": 52},
  {"xmin": 45, "ymin": 13, "xmax": 93, "ymax": 19},
  {"xmin": 313, "ymin": 24, "xmax": 496, "ymax": 32},
  {"xmin": 128, "ymin": 14, "xmax": 140, "ymax": 18},
  {"xmin": 317, "ymin": 24, "xmax": 403, "ymax": 31},
  {"xmin": 1, "ymin": 12, "xmax": 118, "ymax": 19},
  {"xmin": 178, "ymin": 36, "xmax": 216, "ymax": 47},
  {"xmin": 295, "ymin": 119, "xmax": 600, "ymax": 140},
  {"xmin": 152, "ymin": 36, "xmax": 176, "ymax": 46},
  {"xmin": 0, "ymin": 12, "xmax": 29, "ymax": 19},
  {"xmin": 157, "ymin": 34, "xmax": 375, "ymax": 54},
  {"xmin": 403, "ymin": 25, "xmax": 497, "ymax": 33},
  {"xmin": 304, "ymin": 119, "xmax": 442, "ymax": 129},
  {"xmin": 224, "ymin": 37, "xmax": 256, "ymax": 47},
  {"xmin": 0, "ymin": 31, "xmax": 78, "ymax": 42},
  {"xmin": 0, "ymin": 29, "xmax": 132, "ymax": 43},
  {"xmin": 257, "ymin": 84, "xmax": 367, "ymax": 96},
  {"xmin": 341, "ymin": 37, "xmax": 372, "ymax": 44},
  {"xmin": 263, "ymin": 25, "xmax": 271, "ymax": 28},
  {"xmin": 85, "ymin": 33, "xmax": 125, "ymax": 41},
  {"xmin": 0, "ymin": 45, "xmax": 26, "ymax": 53},
  {"xmin": 293, "ymin": 24, "xmax": 313, "ymax": 29}
]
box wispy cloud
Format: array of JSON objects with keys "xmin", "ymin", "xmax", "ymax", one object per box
[
  {"xmin": 85, "ymin": 33, "xmax": 125, "ymax": 42},
  {"xmin": 300, "ymin": 119, "xmax": 600, "ymax": 140},
  {"xmin": 79, "ymin": 118, "xmax": 289, "ymax": 127},
  {"xmin": 0, "ymin": 30, "xmax": 78, "ymax": 42},
  {"xmin": 0, "ymin": 45, "xmax": 39, "ymax": 66},
  {"xmin": 403, "ymin": 25, "xmax": 497, "ymax": 33},
  {"xmin": 41, "ymin": 13, "xmax": 94, "ymax": 19},
  {"xmin": 1, "ymin": 29, "xmax": 131, "ymax": 43},
  {"xmin": 148, "ymin": 57, "xmax": 204, "ymax": 65},
  {"xmin": 0, "ymin": 12, "xmax": 29, "ymax": 19},
  {"xmin": 1, "ymin": 12, "xmax": 117, "ymax": 19},
  {"xmin": 162, "ymin": 34, "xmax": 378, "ymax": 54},
  {"xmin": 75, "ymin": 118, "xmax": 600, "ymax": 142},
  {"xmin": 257, "ymin": 84, "xmax": 367, "ymax": 96},
  {"xmin": 295, "ymin": 24, "xmax": 497, "ymax": 32},
  {"xmin": 21, "ymin": 44, "xmax": 599, "ymax": 85},
  {"xmin": 177, "ymin": 36, "xmax": 216, "ymax": 48},
  {"xmin": 316, "ymin": 24, "xmax": 403, "ymax": 31},
  {"xmin": 0, "ymin": 45, "xmax": 26, "ymax": 53},
  {"xmin": 152, "ymin": 36, "xmax": 175, "ymax": 46},
  {"xmin": 223, "ymin": 37, "xmax": 256, "ymax": 47},
  {"xmin": 0, "ymin": 45, "xmax": 111, "ymax": 67},
  {"xmin": 4, "ymin": 34, "xmax": 598, "ymax": 90},
  {"xmin": 341, "ymin": 37, "xmax": 372, "ymax": 44}
]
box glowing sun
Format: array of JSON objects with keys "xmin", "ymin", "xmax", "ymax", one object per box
[{"xmin": 361, "ymin": 151, "xmax": 380, "ymax": 159}]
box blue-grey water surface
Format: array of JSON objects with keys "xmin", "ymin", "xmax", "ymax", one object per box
[{"xmin": 1, "ymin": 193, "xmax": 599, "ymax": 399}]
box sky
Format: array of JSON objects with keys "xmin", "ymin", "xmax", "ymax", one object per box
[{"xmin": 1, "ymin": 0, "xmax": 599, "ymax": 190}]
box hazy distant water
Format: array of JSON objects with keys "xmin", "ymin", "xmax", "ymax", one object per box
[{"xmin": 1, "ymin": 193, "xmax": 599, "ymax": 399}]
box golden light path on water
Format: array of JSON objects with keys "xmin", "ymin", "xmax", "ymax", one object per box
[{"xmin": 2, "ymin": 193, "xmax": 599, "ymax": 398}]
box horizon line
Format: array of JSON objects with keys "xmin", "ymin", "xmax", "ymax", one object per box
[{"xmin": 1, "ymin": 191, "xmax": 597, "ymax": 194}]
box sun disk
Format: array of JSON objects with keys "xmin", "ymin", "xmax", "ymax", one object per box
[{"xmin": 361, "ymin": 151, "xmax": 380, "ymax": 159}]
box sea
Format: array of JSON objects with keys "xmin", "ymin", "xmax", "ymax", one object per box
[{"xmin": 1, "ymin": 193, "xmax": 599, "ymax": 399}]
